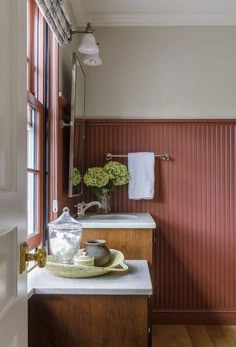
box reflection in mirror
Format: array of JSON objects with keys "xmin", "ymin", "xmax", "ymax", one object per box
[{"xmin": 68, "ymin": 53, "xmax": 86, "ymax": 197}]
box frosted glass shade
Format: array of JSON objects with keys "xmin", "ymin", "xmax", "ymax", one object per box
[
  {"xmin": 78, "ymin": 33, "xmax": 99, "ymax": 55},
  {"xmin": 83, "ymin": 53, "xmax": 102, "ymax": 66}
]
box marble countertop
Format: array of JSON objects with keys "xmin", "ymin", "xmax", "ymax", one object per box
[
  {"xmin": 77, "ymin": 212, "xmax": 156, "ymax": 229},
  {"xmin": 28, "ymin": 260, "xmax": 152, "ymax": 299}
]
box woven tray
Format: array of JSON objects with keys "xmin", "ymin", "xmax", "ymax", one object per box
[{"xmin": 46, "ymin": 249, "xmax": 128, "ymax": 278}]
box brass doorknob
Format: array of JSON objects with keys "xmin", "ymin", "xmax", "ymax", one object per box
[{"xmin": 20, "ymin": 242, "xmax": 47, "ymax": 274}]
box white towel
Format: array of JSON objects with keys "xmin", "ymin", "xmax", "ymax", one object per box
[{"xmin": 128, "ymin": 152, "xmax": 155, "ymax": 200}]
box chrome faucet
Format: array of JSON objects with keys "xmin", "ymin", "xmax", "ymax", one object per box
[{"xmin": 75, "ymin": 201, "xmax": 102, "ymax": 218}]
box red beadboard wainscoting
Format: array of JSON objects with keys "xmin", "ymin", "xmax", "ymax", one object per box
[{"xmin": 82, "ymin": 119, "xmax": 236, "ymax": 324}]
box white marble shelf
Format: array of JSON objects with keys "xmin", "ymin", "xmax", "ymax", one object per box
[
  {"xmin": 28, "ymin": 260, "xmax": 152, "ymax": 299},
  {"xmin": 77, "ymin": 212, "xmax": 156, "ymax": 229}
]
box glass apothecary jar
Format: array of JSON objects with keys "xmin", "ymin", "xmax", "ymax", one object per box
[{"xmin": 48, "ymin": 207, "xmax": 82, "ymax": 264}]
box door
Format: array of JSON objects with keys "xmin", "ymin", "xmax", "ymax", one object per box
[{"xmin": 0, "ymin": 0, "xmax": 27, "ymax": 346}]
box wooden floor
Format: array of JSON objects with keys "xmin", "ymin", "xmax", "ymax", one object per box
[{"xmin": 152, "ymin": 325, "xmax": 236, "ymax": 347}]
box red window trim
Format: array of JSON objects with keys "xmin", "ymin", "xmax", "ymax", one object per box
[
  {"xmin": 27, "ymin": 0, "xmax": 45, "ymax": 250},
  {"xmin": 27, "ymin": 0, "xmax": 60, "ymax": 249}
]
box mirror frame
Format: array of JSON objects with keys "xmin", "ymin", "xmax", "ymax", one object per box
[{"xmin": 68, "ymin": 52, "xmax": 86, "ymax": 197}]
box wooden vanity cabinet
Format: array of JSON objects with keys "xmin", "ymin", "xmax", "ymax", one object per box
[
  {"xmin": 28, "ymin": 228, "xmax": 154, "ymax": 347},
  {"xmin": 81, "ymin": 228, "xmax": 153, "ymax": 266},
  {"xmin": 28, "ymin": 294, "xmax": 152, "ymax": 347}
]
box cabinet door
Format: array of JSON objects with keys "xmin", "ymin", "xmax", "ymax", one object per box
[
  {"xmin": 29, "ymin": 294, "xmax": 150, "ymax": 347},
  {"xmin": 81, "ymin": 228, "xmax": 153, "ymax": 265}
]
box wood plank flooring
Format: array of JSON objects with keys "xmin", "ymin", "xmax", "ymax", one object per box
[{"xmin": 152, "ymin": 325, "xmax": 236, "ymax": 347}]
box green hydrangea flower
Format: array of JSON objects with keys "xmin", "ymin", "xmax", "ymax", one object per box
[
  {"xmin": 83, "ymin": 167, "xmax": 109, "ymax": 188},
  {"xmin": 72, "ymin": 168, "xmax": 81, "ymax": 186},
  {"xmin": 104, "ymin": 161, "xmax": 129, "ymax": 186}
]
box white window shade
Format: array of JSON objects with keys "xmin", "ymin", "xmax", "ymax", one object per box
[{"xmin": 35, "ymin": 0, "xmax": 72, "ymax": 46}]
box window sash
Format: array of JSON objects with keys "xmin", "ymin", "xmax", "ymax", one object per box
[
  {"xmin": 27, "ymin": 0, "xmax": 44, "ymax": 102},
  {"xmin": 27, "ymin": 105, "xmax": 38, "ymax": 170},
  {"xmin": 27, "ymin": 91, "xmax": 44, "ymax": 250}
]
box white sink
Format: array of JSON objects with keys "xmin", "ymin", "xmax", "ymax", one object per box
[{"xmin": 88, "ymin": 214, "xmax": 138, "ymax": 220}]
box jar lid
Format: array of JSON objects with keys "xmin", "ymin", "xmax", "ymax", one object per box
[
  {"xmin": 74, "ymin": 251, "xmax": 94, "ymax": 261},
  {"xmin": 48, "ymin": 207, "xmax": 82, "ymax": 230},
  {"xmin": 74, "ymin": 251, "xmax": 94, "ymax": 266}
]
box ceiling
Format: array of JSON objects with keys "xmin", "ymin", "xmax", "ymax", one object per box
[{"xmin": 68, "ymin": 0, "xmax": 236, "ymax": 27}]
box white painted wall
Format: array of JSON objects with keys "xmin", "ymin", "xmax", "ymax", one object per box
[{"xmin": 84, "ymin": 27, "xmax": 236, "ymax": 119}]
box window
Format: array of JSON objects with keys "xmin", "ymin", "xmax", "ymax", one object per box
[
  {"xmin": 27, "ymin": 0, "xmax": 45, "ymax": 250},
  {"xmin": 27, "ymin": 0, "xmax": 59, "ymax": 250}
]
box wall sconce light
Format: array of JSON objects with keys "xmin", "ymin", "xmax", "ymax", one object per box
[
  {"xmin": 83, "ymin": 53, "xmax": 102, "ymax": 66},
  {"xmin": 71, "ymin": 23, "xmax": 102, "ymax": 65}
]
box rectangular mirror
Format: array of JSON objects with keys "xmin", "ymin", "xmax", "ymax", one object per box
[{"xmin": 68, "ymin": 52, "xmax": 86, "ymax": 197}]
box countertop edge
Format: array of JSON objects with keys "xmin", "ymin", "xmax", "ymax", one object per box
[{"xmin": 29, "ymin": 288, "xmax": 152, "ymax": 297}]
